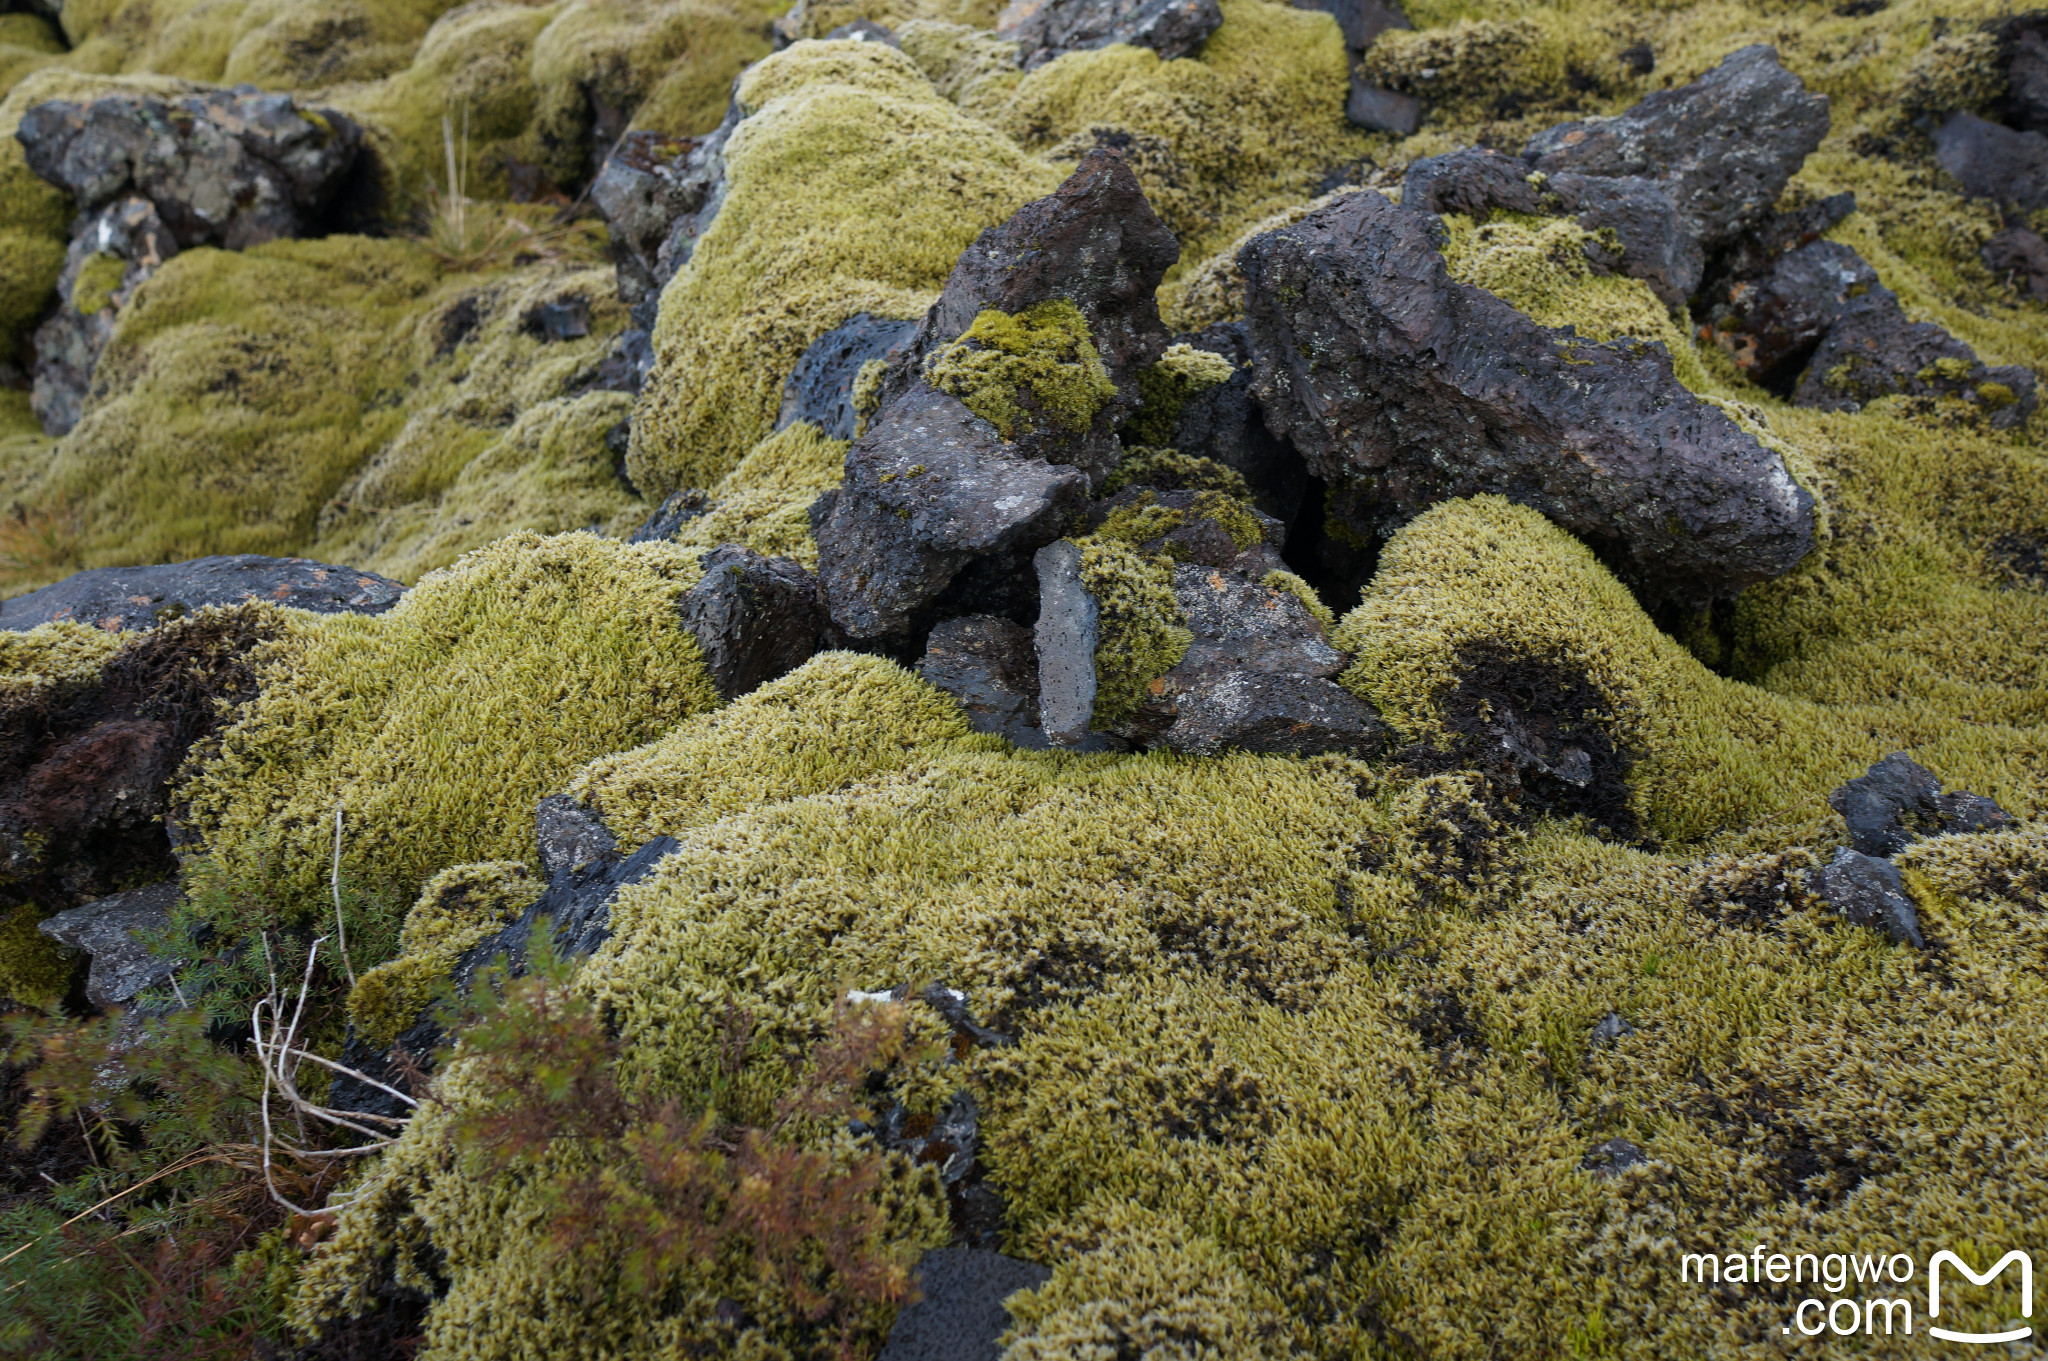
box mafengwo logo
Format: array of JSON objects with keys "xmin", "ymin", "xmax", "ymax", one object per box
[{"xmin": 1679, "ymin": 1244, "xmax": 2033, "ymax": 1343}]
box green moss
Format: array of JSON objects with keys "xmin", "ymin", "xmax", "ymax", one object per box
[
  {"xmin": 1101, "ymin": 446, "xmax": 1248, "ymax": 497},
  {"xmin": 179, "ymin": 531, "xmax": 721, "ymax": 941},
  {"xmin": 0, "ymin": 15, "xmax": 64, "ymax": 55},
  {"xmin": 1261, "ymin": 568, "xmax": 1334, "ymax": 632},
  {"xmin": 896, "ymin": 18, "xmax": 1020, "ymax": 105},
  {"xmin": 68, "ymin": 252, "xmax": 127, "ymax": 317},
  {"xmin": 1122, "ymin": 341, "xmax": 1233, "ymax": 445},
  {"xmin": 1092, "ymin": 486, "xmax": 1262, "ymax": 555},
  {"xmin": 1076, "ymin": 535, "xmax": 1190, "ymax": 728},
  {"xmin": 783, "ymin": 0, "xmax": 1001, "ymax": 43},
  {"xmin": 0, "ymin": 900, "xmax": 73, "ymax": 1010},
  {"xmin": 851, "ymin": 356, "xmax": 889, "ymax": 437},
  {"xmin": 655, "ymin": 420, "xmax": 849, "ymax": 570},
  {"xmin": 630, "ymin": 40, "xmax": 1061, "ymax": 496},
  {"xmin": 346, "ymin": 860, "xmax": 538, "ymax": 1047},
  {"xmin": 925, "ymin": 298, "xmax": 1117, "ymax": 441},
  {"xmin": 0, "ymin": 620, "xmax": 128, "ymax": 701}
]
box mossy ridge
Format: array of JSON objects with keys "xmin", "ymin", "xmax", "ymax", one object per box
[
  {"xmin": 896, "ymin": 18, "xmax": 1020, "ymax": 105},
  {"xmin": 178, "ymin": 531, "xmax": 721, "ymax": 949},
  {"xmin": 346, "ymin": 860, "xmax": 538, "ymax": 1047},
  {"xmin": 653, "ymin": 420, "xmax": 850, "ymax": 570},
  {"xmin": 1101, "ymin": 445, "xmax": 1249, "ymax": 498},
  {"xmin": 295, "ymin": 654, "xmax": 2048, "ymax": 1357},
  {"xmin": 1336, "ymin": 496, "xmax": 2048, "ymax": 848},
  {"xmin": 630, "ymin": 40, "xmax": 1062, "ymax": 496},
  {"xmin": 783, "ymin": 0, "xmax": 1001, "ymax": 43},
  {"xmin": 925, "ymin": 298, "xmax": 1117, "ymax": 441}
]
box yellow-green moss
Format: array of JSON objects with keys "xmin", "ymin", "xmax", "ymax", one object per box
[
  {"xmin": 851, "ymin": 355, "xmax": 889, "ymax": 437},
  {"xmin": 1122, "ymin": 341, "xmax": 1232, "ymax": 445},
  {"xmin": 67, "ymin": 251, "xmax": 127, "ymax": 317},
  {"xmin": 781, "ymin": 0, "xmax": 1001, "ymax": 42},
  {"xmin": 1076, "ymin": 536, "xmax": 1189, "ymax": 728},
  {"xmin": 1161, "ymin": 187, "xmax": 1354, "ymax": 331},
  {"xmin": 179, "ymin": 531, "xmax": 721, "ymax": 934},
  {"xmin": 1092, "ymin": 486, "xmax": 1262, "ymax": 555},
  {"xmin": 0, "ymin": 899, "xmax": 72, "ymax": 1010},
  {"xmin": 0, "ymin": 14, "xmax": 64, "ymax": 55},
  {"xmin": 0, "ymin": 619, "xmax": 128, "ymax": 700},
  {"xmin": 896, "ymin": 18, "xmax": 1020, "ymax": 105},
  {"xmin": 926, "ymin": 298, "xmax": 1117, "ymax": 440},
  {"xmin": 630, "ymin": 40, "xmax": 1061, "ymax": 495},
  {"xmin": 1261, "ymin": 568, "xmax": 1334, "ymax": 632},
  {"xmin": 1101, "ymin": 445, "xmax": 1248, "ymax": 497},
  {"xmin": 654, "ymin": 420, "xmax": 849, "ymax": 570},
  {"xmin": 346, "ymin": 860, "xmax": 538, "ymax": 1047}
]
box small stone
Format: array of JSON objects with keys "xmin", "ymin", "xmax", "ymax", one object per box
[
  {"xmin": 877, "ymin": 1248, "xmax": 1053, "ymax": 1361},
  {"xmin": 1580, "ymin": 1137, "xmax": 1648, "ymax": 1178},
  {"xmin": 38, "ymin": 881, "xmax": 183, "ymax": 1009},
  {"xmin": 1983, "ymin": 225, "xmax": 2048, "ymax": 302},
  {"xmin": 626, "ymin": 489, "xmax": 711, "ymax": 544},
  {"xmin": 1827, "ymin": 751, "xmax": 2013, "ymax": 856},
  {"xmin": 776, "ymin": 312, "xmax": 919, "ymax": 441},
  {"xmin": 676, "ymin": 546, "xmax": 824, "ymax": 701},
  {"xmin": 1809, "ymin": 846, "xmax": 1926, "ymax": 949},
  {"xmin": 589, "ymin": 115, "xmax": 734, "ymax": 310},
  {"xmin": 998, "ymin": 0, "xmax": 1222, "ymax": 70},
  {"xmin": 1292, "ymin": 0, "xmax": 1409, "ymax": 56},
  {"xmin": 919, "ymin": 615, "xmax": 1049, "ymax": 750},
  {"xmin": 1161, "ymin": 669, "xmax": 1385, "ymax": 757},
  {"xmin": 1617, "ymin": 42, "xmax": 1654, "ymax": 77},
  {"xmin": 1932, "ymin": 111, "xmax": 2048, "ymax": 212},
  {"xmin": 1588, "ymin": 1011, "xmax": 1635, "ymax": 1048},
  {"xmin": 0, "ymin": 554, "xmax": 404, "ymax": 633},
  {"xmin": 522, "ymin": 295, "xmax": 591, "ymax": 342},
  {"xmin": 534, "ymin": 793, "xmax": 619, "ymax": 880},
  {"xmin": 1346, "ymin": 82, "xmax": 1422, "ymax": 135}
]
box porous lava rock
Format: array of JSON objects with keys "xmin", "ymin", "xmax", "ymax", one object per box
[
  {"xmin": 0, "ymin": 555, "xmax": 404, "ymax": 633},
  {"xmin": 997, "ymin": 0, "xmax": 1223, "ymax": 70},
  {"xmin": 29, "ymin": 197, "xmax": 178, "ymax": 434},
  {"xmin": 1996, "ymin": 12, "xmax": 2048, "ymax": 134},
  {"xmin": 777, "ymin": 312, "xmax": 919, "ymax": 441},
  {"xmin": 1809, "ymin": 847, "xmax": 1926, "ymax": 948},
  {"xmin": 877, "ymin": 1248, "xmax": 1051, "ymax": 1361},
  {"xmin": 1522, "ymin": 44, "xmax": 1829, "ymax": 249},
  {"xmin": 1238, "ymin": 187, "xmax": 1817, "ymax": 607},
  {"xmin": 675, "ymin": 545, "xmax": 824, "ymax": 701},
  {"xmin": 588, "ymin": 119, "xmax": 735, "ymax": 328},
  {"xmin": 1791, "ymin": 287, "xmax": 2038, "ymax": 425},
  {"xmin": 918, "ymin": 615, "xmax": 1049, "ymax": 749},
  {"xmin": 1701, "ymin": 240, "xmax": 1880, "ymax": 391},
  {"xmin": 1932, "ymin": 111, "xmax": 2048, "ymax": 213},
  {"xmin": 816, "ymin": 150, "xmax": 1178, "ymax": 645},
  {"xmin": 1827, "ymin": 752, "xmax": 2012, "ymax": 859}
]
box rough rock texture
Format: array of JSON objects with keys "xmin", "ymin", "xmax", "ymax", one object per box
[
  {"xmin": 1293, "ymin": 0, "xmax": 1408, "ymax": 57},
  {"xmin": 1701, "ymin": 191, "xmax": 1857, "ymax": 296},
  {"xmin": 877, "ymin": 1249, "xmax": 1052, "ymax": 1361},
  {"xmin": 627, "ymin": 490, "xmax": 710, "ymax": 544},
  {"xmin": 1998, "ymin": 12, "xmax": 2048, "ymax": 134},
  {"xmin": 776, "ymin": 312, "xmax": 919, "ymax": 441},
  {"xmin": 36, "ymin": 880, "xmax": 181, "ymax": 1009},
  {"xmin": 918, "ymin": 615, "xmax": 1049, "ymax": 749},
  {"xmin": 816, "ymin": 151, "xmax": 1175, "ymax": 644},
  {"xmin": 1827, "ymin": 752, "xmax": 2012, "ymax": 859},
  {"xmin": 1522, "ymin": 45, "xmax": 1829, "ymax": 248},
  {"xmin": 1809, "ymin": 847, "xmax": 1926, "ymax": 949},
  {"xmin": 675, "ymin": 545, "xmax": 823, "ymax": 701},
  {"xmin": 1031, "ymin": 539, "xmax": 1099, "ymax": 746},
  {"xmin": 1931, "ymin": 111, "xmax": 2048, "ymax": 213},
  {"xmin": 30, "ymin": 196, "xmax": 178, "ymax": 435},
  {"xmin": 1701, "ymin": 240, "xmax": 1880, "ymax": 391},
  {"xmin": 588, "ymin": 117, "xmax": 734, "ymax": 327},
  {"xmin": 1239, "ymin": 188, "xmax": 1816, "ymax": 606},
  {"xmin": 1159, "ymin": 323, "xmax": 1307, "ymax": 527},
  {"xmin": 18, "ymin": 88, "xmax": 362, "ymax": 251},
  {"xmin": 0, "ymin": 555, "xmax": 404, "ymax": 633},
  {"xmin": 1581, "ymin": 1137, "xmax": 1648, "ymax": 1179},
  {"xmin": 1344, "ymin": 83, "xmax": 1421, "ymax": 135},
  {"xmin": 997, "ymin": 0, "xmax": 1223, "ymax": 71},
  {"xmin": 1983, "ymin": 225, "xmax": 2048, "ymax": 301},
  {"xmin": 1792, "ymin": 288, "xmax": 2039, "ymax": 426}
]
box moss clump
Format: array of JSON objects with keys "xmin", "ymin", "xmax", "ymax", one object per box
[
  {"xmin": 179, "ymin": 531, "xmax": 721, "ymax": 944},
  {"xmin": 630, "ymin": 41, "xmax": 1062, "ymax": 495},
  {"xmin": 0, "ymin": 900, "xmax": 72, "ymax": 1011},
  {"xmin": 346, "ymin": 860, "xmax": 537, "ymax": 1047},
  {"xmin": 1076, "ymin": 536, "xmax": 1190, "ymax": 728},
  {"xmin": 896, "ymin": 18, "xmax": 1022, "ymax": 105},
  {"xmin": 782, "ymin": 0, "xmax": 1002, "ymax": 43},
  {"xmin": 655, "ymin": 420, "xmax": 850, "ymax": 570},
  {"xmin": 67, "ymin": 252, "xmax": 128, "ymax": 318},
  {"xmin": 1101, "ymin": 446, "xmax": 1248, "ymax": 497},
  {"xmin": 1261, "ymin": 568, "xmax": 1334, "ymax": 632},
  {"xmin": 1093, "ymin": 487, "xmax": 1263, "ymax": 555},
  {"xmin": 1122, "ymin": 341, "xmax": 1233, "ymax": 445},
  {"xmin": 0, "ymin": 621, "xmax": 128, "ymax": 701},
  {"xmin": 926, "ymin": 298, "xmax": 1118, "ymax": 441}
]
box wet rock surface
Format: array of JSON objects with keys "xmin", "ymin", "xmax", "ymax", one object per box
[
  {"xmin": 877, "ymin": 1248, "xmax": 1051, "ymax": 1361},
  {"xmin": 0, "ymin": 555, "xmax": 404, "ymax": 633},
  {"xmin": 1809, "ymin": 847, "xmax": 1926, "ymax": 948},
  {"xmin": 1239, "ymin": 187, "xmax": 1816, "ymax": 607},
  {"xmin": 997, "ymin": 0, "xmax": 1223, "ymax": 70},
  {"xmin": 676, "ymin": 545, "xmax": 824, "ymax": 701},
  {"xmin": 776, "ymin": 312, "xmax": 919, "ymax": 441},
  {"xmin": 37, "ymin": 880, "xmax": 182, "ymax": 1009}
]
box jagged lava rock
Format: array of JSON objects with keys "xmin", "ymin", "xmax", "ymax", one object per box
[
  {"xmin": 1157, "ymin": 322, "xmax": 1308, "ymax": 527},
  {"xmin": 18, "ymin": 87, "xmax": 362, "ymax": 250},
  {"xmin": 1827, "ymin": 751, "xmax": 2012, "ymax": 858},
  {"xmin": 998, "ymin": 0, "xmax": 1223, "ymax": 70},
  {"xmin": 675, "ymin": 545, "xmax": 824, "ymax": 701},
  {"xmin": 777, "ymin": 312, "xmax": 919, "ymax": 441},
  {"xmin": 1702, "ymin": 240, "xmax": 1879, "ymax": 391},
  {"xmin": 877, "ymin": 1249, "xmax": 1051, "ymax": 1361},
  {"xmin": 1238, "ymin": 188, "xmax": 1816, "ymax": 606},
  {"xmin": 1984, "ymin": 225, "xmax": 2048, "ymax": 301},
  {"xmin": 919, "ymin": 615, "xmax": 1049, "ymax": 749},
  {"xmin": 37, "ymin": 880, "xmax": 181, "ymax": 1009},
  {"xmin": 816, "ymin": 150, "xmax": 1177, "ymax": 643},
  {"xmin": 30, "ymin": 196, "xmax": 178, "ymax": 434},
  {"xmin": 1997, "ymin": 12, "xmax": 2048, "ymax": 134},
  {"xmin": 1792, "ymin": 288, "xmax": 2038, "ymax": 426},
  {"xmin": 0, "ymin": 555, "xmax": 403, "ymax": 633},
  {"xmin": 1810, "ymin": 847, "xmax": 1926, "ymax": 948},
  {"xmin": 1931, "ymin": 111, "xmax": 2048, "ymax": 212},
  {"xmin": 1522, "ymin": 45, "xmax": 1828, "ymax": 249}
]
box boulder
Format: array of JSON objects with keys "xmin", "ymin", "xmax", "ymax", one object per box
[
  {"xmin": 30, "ymin": 197, "xmax": 177, "ymax": 435},
  {"xmin": 1238, "ymin": 188, "xmax": 1816, "ymax": 607},
  {"xmin": 1522, "ymin": 45, "xmax": 1829, "ymax": 248},
  {"xmin": 676, "ymin": 546, "xmax": 824, "ymax": 701},
  {"xmin": 776, "ymin": 312, "xmax": 919, "ymax": 440},
  {"xmin": 1827, "ymin": 752, "xmax": 2013, "ymax": 858},
  {"xmin": 1791, "ymin": 288, "xmax": 2038, "ymax": 427},
  {"xmin": 877, "ymin": 1249, "xmax": 1051, "ymax": 1361},
  {"xmin": 37, "ymin": 881, "xmax": 182, "ymax": 1010},
  {"xmin": 1809, "ymin": 847, "xmax": 1926, "ymax": 949},
  {"xmin": 997, "ymin": 0, "xmax": 1222, "ymax": 70},
  {"xmin": 1346, "ymin": 83, "xmax": 1423, "ymax": 136},
  {"xmin": 919, "ymin": 615, "xmax": 1050, "ymax": 749},
  {"xmin": 815, "ymin": 151, "xmax": 1177, "ymax": 644},
  {"xmin": 588, "ymin": 118, "xmax": 733, "ymax": 326},
  {"xmin": 1148, "ymin": 323, "xmax": 1307, "ymax": 528},
  {"xmin": 0, "ymin": 554, "xmax": 404, "ymax": 633},
  {"xmin": 1701, "ymin": 240, "xmax": 1881, "ymax": 391},
  {"xmin": 17, "ymin": 88, "xmax": 362, "ymax": 251},
  {"xmin": 1931, "ymin": 111, "xmax": 2048, "ymax": 212},
  {"xmin": 1699, "ymin": 191, "xmax": 1856, "ymax": 296},
  {"xmin": 1983, "ymin": 225, "xmax": 2048, "ymax": 301}
]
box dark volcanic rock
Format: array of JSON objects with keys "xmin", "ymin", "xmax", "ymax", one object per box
[
  {"xmin": 1402, "ymin": 146, "xmax": 1543, "ymax": 217},
  {"xmin": 827, "ymin": 18, "xmax": 899, "ymax": 43},
  {"xmin": 18, "ymin": 88, "xmax": 362, "ymax": 250},
  {"xmin": 676, "ymin": 545, "xmax": 823, "ymax": 701},
  {"xmin": 1809, "ymin": 847, "xmax": 1926, "ymax": 948},
  {"xmin": 1984, "ymin": 225, "xmax": 2048, "ymax": 301},
  {"xmin": 1346, "ymin": 82, "xmax": 1422, "ymax": 135},
  {"xmin": 817, "ymin": 152, "xmax": 1175, "ymax": 643},
  {"xmin": 1827, "ymin": 751, "xmax": 2013, "ymax": 858},
  {"xmin": 37, "ymin": 880, "xmax": 181, "ymax": 1009},
  {"xmin": 919, "ymin": 615, "xmax": 1049, "ymax": 749},
  {"xmin": 1162, "ymin": 668, "xmax": 1385, "ymax": 757},
  {"xmin": 30, "ymin": 196, "xmax": 178, "ymax": 435},
  {"xmin": 1522, "ymin": 45, "xmax": 1829, "ymax": 248},
  {"xmin": 878, "ymin": 1248, "xmax": 1051, "ymax": 1361},
  {"xmin": 626, "ymin": 489, "xmax": 710, "ymax": 543},
  {"xmin": 1293, "ymin": 0, "xmax": 1408, "ymax": 55},
  {"xmin": 1161, "ymin": 322, "xmax": 1307, "ymax": 527},
  {"xmin": 997, "ymin": 0, "xmax": 1222, "ymax": 70},
  {"xmin": 589, "ymin": 118, "xmax": 733, "ymax": 322},
  {"xmin": 1581, "ymin": 1137, "xmax": 1648, "ymax": 1178},
  {"xmin": 1791, "ymin": 288, "xmax": 2038, "ymax": 426},
  {"xmin": 1931, "ymin": 111, "xmax": 2048, "ymax": 212},
  {"xmin": 1702, "ymin": 240, "xmax": 1880, "ymax": 391},
  {"xmin": 0, "ymin": 554, "xmax": 404, "ymax": 633},
  {"xmin": 1588, "ymin": 1011, "xmax": 1635, "ymax": 1048},
  {"xmin": 1997, "ymin": 12, "xmax": 2048, "ymax": 135},
  {"xmin": 1031, "ymin": 540, "xmax": 1099, "ymax": 747},
  {"xmin": 1238, "ymin": 188, "xmax": 1816, "ymax": 607},
  {"xmin": 777, "ymin": 312, "xmax": 919, "ymax": 440},
  {"xmin": 1702, "ymin": 191, "xmax": 1857, "ymax": 294}
]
